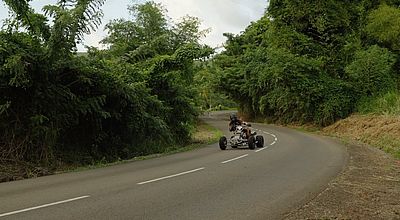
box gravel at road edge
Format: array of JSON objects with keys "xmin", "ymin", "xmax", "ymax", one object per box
[{"xmin": 285, "ymin": 141, "xmax": 400, "ymax": 220}]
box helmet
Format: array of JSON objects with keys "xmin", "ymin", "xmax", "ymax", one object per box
[{"xmin": 230, "ymin": 113, "xmax": 237, "ymax": 121}]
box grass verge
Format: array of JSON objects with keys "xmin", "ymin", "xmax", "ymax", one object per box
[
  {"xmin": 286, "ymin": 114, "xmax": 400, "ymax": 159},
  {"xmin": 323, "ymin": 114, "xmax": 400, "ymax": 159},
  {"xmin": 357, "ymin": 91, "xmax": 400, "ymax": 115}
]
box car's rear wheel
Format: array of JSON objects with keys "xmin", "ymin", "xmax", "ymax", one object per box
[
  {"xmin": 219, "ymin": 136, "xmax": 228, "ymax": 150},
  {"xmin": 248, "ymin": 136, "xmax": 256, "ymax": 150},
  {"xmin": 256, "ymin": 135, "xmax": 264, "ymax": 148}
]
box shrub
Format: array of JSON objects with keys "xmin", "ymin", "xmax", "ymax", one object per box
[
  {"xmin": 357, "ymin": 91, "xmax": 400, "ymax": 115},
  {"xmin": 346, "ymin": 45, "xmax": 397, "ymax": 96}
]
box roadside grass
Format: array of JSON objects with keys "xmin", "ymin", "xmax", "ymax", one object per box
[
  {"xmin": 204, "ymin": 107, "xmax": 238, "ymax": 116},
  {"xmin": 156, "ymin": 120, "xmax": 223, "ymax": 156},
  {"xmin": 325, "ymin": 115, "xmax": 400, "ymax": 159},
  {"xmin": 287, "ymin": 115, "xmax": 400, "ymax": 160},
  {"xmin": 371, "ymin": 134, "xmax": 400, "ymax": 159},
  {"xmin": 357, "ymin": 91, "xmax": 400, "ymax": 115},
  {"xmin": 57, "ymin": 120, "xmax": 222, "ymax": 173},
  {"xmin": 222, "ymin": 107, "xmax": 238, "ymax": 111},
  {"xmin": 286, "ymin": 123, "xmax": 322, "ymax": 133}
]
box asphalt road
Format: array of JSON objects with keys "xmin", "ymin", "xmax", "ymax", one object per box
[{"xmin": 0, "ymin": 112, "xmax": 347, "ymax": 220}]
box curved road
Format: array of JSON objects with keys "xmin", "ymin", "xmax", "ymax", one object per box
[{"xmin": 0, "ymin": 112, "xmax": 347, "ymax": 220}]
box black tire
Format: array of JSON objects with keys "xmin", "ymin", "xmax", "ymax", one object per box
[
  {"xmin": 256, "ymin": 135, "xmax": 264, "ymax": 148},
  {"xmin": 219, "ymin": 136, "xmax": 227, "ymax": 150},
  {"xmin": 248, "ymin": 136, "xmax": 256, "ymax": 150}
]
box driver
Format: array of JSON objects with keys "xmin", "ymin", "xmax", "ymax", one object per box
[
  {"xmin": 229, "ymin": 113, "xmax": 251, "ymax": 138},
  {"xmin": 229, "ymin": 113, "xmax": 243, "ymax": 131}
]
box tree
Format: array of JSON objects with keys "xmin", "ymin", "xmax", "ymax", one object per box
[
  {"xmin": 102, "ymin": 1, "xmax": 168, "ymax": 56},
  {"xmin": 365, "ymin": 4, "xmax": 400, "ymax": 51},
  {"xmin": 102, "ymin": 1, "xmax": 213, "ymax": 142},
  {"xmin": 0, "ymin": 0, "xmax": 110, "ymax": 172},
  {"xmin": 1, "ymin": 0, "xmax": 214, "ymax": 179},
  {"xmin": 214, "ymin": 0, "xmax": 400, "ymax": 125},
  {"xmin": 346, "ymin": 45, "xmax": 397, "ymax": 96}
]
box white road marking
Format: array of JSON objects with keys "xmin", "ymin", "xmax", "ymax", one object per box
[
  {"xmin": 221, "ymin": 154, "xmax": 249, "ymax": 164},
  {"xmin": 0, "ymin": 196, "xmax": 90, "ymax": 218},
  {"xmin": 255, "ymin": 147, "xmax": 269, "ymax": 153},
  {"xmin": 254, "ymin": 128, "xmax": 278, "ymax": 143},
  {"xmin": 253, "ymin": 127, "xmax": 279, "ymax": 152},
  {"xmin": 137, "ymin": 167, "xmax": 205, "ymax": 185}
]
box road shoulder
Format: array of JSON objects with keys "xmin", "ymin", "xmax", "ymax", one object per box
[{"xmin": 285, "ymin": 139, "xmax": 400, "ymax": 219}]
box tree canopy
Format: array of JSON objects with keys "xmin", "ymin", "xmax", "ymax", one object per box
[
  {"xmin": 0, "ymin": 0, "xmax": 213, "ymax": 179},
  {"xmin": 213, "ymin": 0, "xmax": 400, "ymax": 125}
]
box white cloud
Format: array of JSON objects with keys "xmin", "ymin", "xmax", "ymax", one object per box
[
  {"xmin": 0, "ymin": 0, "xmax": 268, "ymax": 51},
  {"xmin": 155, "ymin": 0, "xmax": 267, "ymax": 48}
]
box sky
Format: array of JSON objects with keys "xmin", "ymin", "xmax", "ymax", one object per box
[{"xmin": 0, "ymin": 0, "xmax": 268, "ymax": 51}]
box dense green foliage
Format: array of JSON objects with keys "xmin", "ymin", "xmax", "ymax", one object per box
[
  {"xmin": 194, "ymin": 63, "xmax": 237, "ymax": 111},
  {"xmin": 357, "ymin": 91, "xmax": 400, "ymax": 115},
  {"xmin": 2, "ymin": 0, "xmax": 399, "ymax": 178},
  {"xmin": 213, "ymin": 0, "xmax": 400, "ymax": 125},
  {"xmin": 0, "ymin": 0, "xmax": 212, "ymax": 173}
]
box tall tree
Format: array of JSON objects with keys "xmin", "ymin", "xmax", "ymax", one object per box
[
  {"xmin": 102, "ymin": 1, "xmax": 213, "ymax": 142},
  {"xmin": 214, "ymin": 0, "xmax": 399, "ymax": 125}
]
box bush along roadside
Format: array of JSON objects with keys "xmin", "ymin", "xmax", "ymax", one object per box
[
  {"xmin": 56, "ymin": 120, "xmax": 222, "ymax": 175},
  {"xmin": 0, "ymin": 120, "xmax": 222, "ymax": 182}
]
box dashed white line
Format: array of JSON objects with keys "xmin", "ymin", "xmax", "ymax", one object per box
[
  {"xmin": 137, "ymin": 167, "xmax": 205, "ymax": 185},
  {"xmin": 0, "ymin": 196, "xmax": 90, "ymax": 218},
  {"xmin": 255, "ymin": 147, "xmax": 269, "ymax": 153},
  {"xmin": 221, "ymin": 154, "xmax": 249, "ymax": 164},
  {"xmin": 254, "ymin": 127, "xmax": 278, "ymax": 151}
]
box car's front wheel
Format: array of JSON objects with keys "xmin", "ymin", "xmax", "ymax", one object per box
[
  {"xmin": 219, "ymin": 136, "xmax": 228, "ymax": 150},
  {"xmin": 256, "ymin": 135, "xmax": 264, "ymax": 148},
  {"xmin": 248, "ymin": 136, "xmax": 256, "ymax": 150}
]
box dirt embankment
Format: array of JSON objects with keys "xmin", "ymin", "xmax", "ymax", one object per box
[
  {"xmin": 324, "ymin": 115, "xmax": 400, "ymax": 158},
  {"xmin": 286, "ymin": 115, "xmax": 400, "ymax": 219}
]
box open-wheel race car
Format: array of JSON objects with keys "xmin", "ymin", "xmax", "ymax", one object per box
[{"xmin": 219, "ymin": 122, "xmax": 264, "ymax": 150}]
